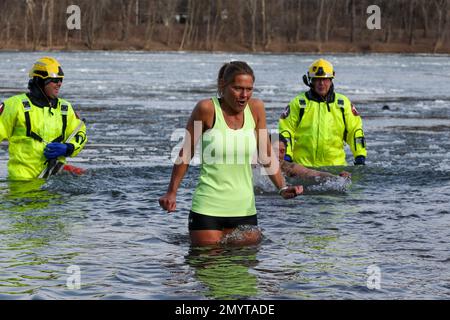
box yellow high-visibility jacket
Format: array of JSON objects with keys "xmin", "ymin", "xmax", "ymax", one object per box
[
  {"xmin": 278, "ymin": 90, "xmax": 366, "ymax": 167},
  {"xmin": 0, "ymin": 93, "xmax": 87, "ymax": 180}
]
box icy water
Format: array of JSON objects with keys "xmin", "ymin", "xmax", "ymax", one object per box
[{"xmin": 0, "ymin": 52, "xmax": 449, "ymax": 299}]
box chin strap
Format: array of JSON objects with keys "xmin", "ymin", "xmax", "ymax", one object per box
[{"xmin": 302, "ymin": 74, "xmax": 312, "ymax": 88}]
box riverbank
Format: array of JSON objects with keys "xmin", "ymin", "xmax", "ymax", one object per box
[{"xmin": 1, "ymin": 39, "xmax": 449, "ymax": 55}]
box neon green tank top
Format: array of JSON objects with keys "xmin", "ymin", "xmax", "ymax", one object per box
[{"xmin": 191, "ymin": 97, "xmax": 257, "ymax": 217}]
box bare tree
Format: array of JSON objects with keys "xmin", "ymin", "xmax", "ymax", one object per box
[
  {"xmin": 246, "ymin": 0, "xmax": 258, "ymax": 51},
  {"xmin": 0, "ymin": 1, "xmax": 19, "ymax": 47},
  {"xmin": 381, "ymin": 0, "xmax": 393, "ymax": 43},
  {"xmin": 349, "ymin": 0, "xmax": 356, "ymax": 43},
  {"xmin": 295, "ymin": 0, "xmax": 303, "ymax": 43},
  {"xmin": 26, "ymin": 0, "xmax": 38, "ymax": 49},
  {"xmin": 420, "ymin": 1, "xmax": 431, "ymax": 38},
  {"xmin": 237, "ymin": 0, "xmax": 246, "ymax": 45},
  {"xmin": 159, "ymin": 0, "xmax": 178, "ymax": 47},
  {"xmin": 38, "ymin": 0, "xmax": 49, "ymax": 48},
  {"xmin": 316, "ymin": 0, "xmax": 325, "ymax": 42},
  {"xmin": 263, "ymin": 1, "xmax": 280, "ymax": 49},
  {"xmin": 144, "ymin": 0, "xmax": 158, "ymax": 46},
  {"xmin": 0, "ymin": 0, "xmax": 448, "ymax": 53},
  {"xmin": 261, "ymin": 0, "xmax": 267, "ymax": 48},
  {"xmin": 433, "ymin": 0, "xmax": 449, "ymax": 52},
  {"xmin": 211, "ymin": 1, "xmax": 227, "ymax": 50},
  {"xmin": 408, "ymin": 0, "xmax": 417, "ymax": 45},
  {"xmin": 135, "ymin": 0, "xmax": 140, "ymax": 26},
  {"xmin": 179, "ymin": 0, "xmax": 194, "ymax": 50},
  {"xmin": 120, "ymin": 0, "xmax": 134, "ymax": 41},
  {"xmin": 324, "ymin": 0, "xmax": 337, "ymax": 43},
  {"xmin": 47, "ymin": 0, "xmax": 54, "ymax": 48},
  {"xmin": 83, "ymin": 1, "xmax": 108, "ymax": 49}
]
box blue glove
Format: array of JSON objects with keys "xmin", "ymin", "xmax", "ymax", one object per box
[
  {"xmin": 354, "ymin": 155, "xmax": 366, "ymax": 165},
  {"xmin": 44, "ymin": 143, "xmax": 73, "ymax": 159},
  {"xmin": 284, "ymin": 155, "xmax": 293, "ymax": 162}
]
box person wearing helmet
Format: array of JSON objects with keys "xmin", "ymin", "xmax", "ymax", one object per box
[
  {"xmin": 278, "ymin": 58, "xmax": 366, "ymax": 167},
  {"xmin": 0, "ymin": 57, "xmax": 87, "ymax": 180}
]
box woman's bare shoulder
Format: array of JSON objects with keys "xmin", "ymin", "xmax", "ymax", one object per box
[
  {"xmin": 248, "ymin": 98, "xmax": 265, "ymax": 111},
  {"xmin": 195, "ymin": 98, "xmax": 214, "ymax": 112},
  {"xmin": 189, "ymin": 98, "xmax": 216, "ymax": 129},
  {"xmin": 192, "ymin": 98, "xmax": 214, "ymax": 118},
  {"xmin": 248, "ymin": 98, "xmax": 266, "ymax": 126}
]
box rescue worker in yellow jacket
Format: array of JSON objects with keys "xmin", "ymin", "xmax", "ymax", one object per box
[
  {"xmin": 0, "ymin": 57, "xmax": 87, "ymax": 180},
  {"xmin": 278, "ymin": 58, "xmax": 366, "ymax": 167}
]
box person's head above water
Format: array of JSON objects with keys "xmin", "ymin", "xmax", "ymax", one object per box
[
  {"xmin": 304, "ymin": 58, "xmax": 335, "ymax": 98},
  {"xmin": 217, "ymin": 61, "xmax": 255, "ymax": 92},
  {"xmin": 28, "ymin": 56, "xmax": 65, "ymax": 100},
  {"xmin": 217, "ymin": 61, "xmax": 256, "ymax": 114},
  {"xmin": 270, "ymin": 134, "xmax": 288, "ymax": 162}
]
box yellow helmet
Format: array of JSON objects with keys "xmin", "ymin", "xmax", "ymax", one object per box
[
  {"xmin": 29, "ymin": 56, "xmax": 64, "ymax": 79},
  {"xmin": 307, "ymin": 58, "xmax": 335, "ymax": 79}
]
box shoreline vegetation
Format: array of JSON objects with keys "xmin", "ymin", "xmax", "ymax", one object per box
[
  {"xmin": 0, "ymin": 0, "xmax": 449, "ymax": 54},
  {"xmin": 2, "ymin": 39, "xmax": 450, "ymax": 55}
]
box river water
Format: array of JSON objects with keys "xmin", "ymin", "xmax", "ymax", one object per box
[{"xmin": 0, "ymin": 51, "xmax": 449, "ymax": 300}]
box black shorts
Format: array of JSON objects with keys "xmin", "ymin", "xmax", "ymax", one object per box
[{"xmin": 188, "ymin": 211, "xmax": 258, "ymax": 231}]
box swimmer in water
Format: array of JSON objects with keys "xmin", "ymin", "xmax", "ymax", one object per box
[{"xmin": 273, "ymin": 134, "xmax": 351, "ymax": 184}]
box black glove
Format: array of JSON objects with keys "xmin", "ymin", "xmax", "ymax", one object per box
[{"xmin": 354, "ymin": 155, "xmax": 365, "ymax": 165}]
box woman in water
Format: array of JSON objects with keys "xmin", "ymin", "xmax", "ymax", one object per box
[{"xmin": 159, "ymin": 61, "xmax": 302, "ymax": 246}]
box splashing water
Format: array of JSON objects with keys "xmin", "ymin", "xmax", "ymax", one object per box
[
  {"xmin": 253, "ymin": 166, "xmax": 352, "ymax": 194},
  {"xmin": 219, "ymin": 225, "xmax": 263, "ymax": 246}
]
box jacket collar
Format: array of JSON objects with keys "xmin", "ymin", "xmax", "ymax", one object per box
[
  {"xmin": 26, "ymin": 79, "xmax": 58, "ymax": 108},
  {"xmin": 306, "ymin": 84, "xmax": 335, "ymax": 103}
]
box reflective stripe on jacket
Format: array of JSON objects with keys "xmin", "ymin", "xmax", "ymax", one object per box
[{"xmin": 0, "ymin": 93, "xmax": 87, "ymax": 180}]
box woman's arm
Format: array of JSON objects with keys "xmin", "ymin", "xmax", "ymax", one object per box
[{"xmin": 159, "ymin": 100, "xmax": 214, "ymax": 212}]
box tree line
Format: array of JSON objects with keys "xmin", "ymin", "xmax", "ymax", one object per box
[{"xmin": 0, "ymin": 0, "xmax": 449, "ymax": 53}]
